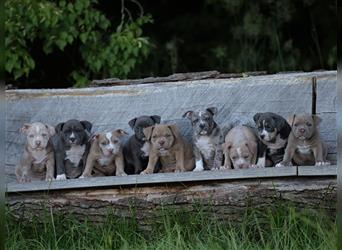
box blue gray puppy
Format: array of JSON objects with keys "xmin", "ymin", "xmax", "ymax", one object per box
[
  {"xmin": 183, "ymin": 107, "xmax": 223, "ymax": 170},
  {"xmin": 53, "ymin": 119, "xmax": 92, "ymax": 179}
]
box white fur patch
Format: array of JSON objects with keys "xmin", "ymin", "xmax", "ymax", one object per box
[
  {"xmin": 256, "ymin": 156, "xmax": 266, "ymax": 167},
  {"xmin": 196, "ymin": 136, "xmax": 215, "ymax": 160},
  {"xmin": 56, "ymin": 174, "xmax": 67, "ymax": 180},
  {"xmin": 105, "ymin": 132, "xmax": 115, "ymax": 151},
  {"xmin": 193, "ymin": 159, "xmax": 204, "ymax": 171},
  {"xmin": 98, "ymin": 156, "xmax": 113, "ymax": 166},
  {"xmin": 297, "ymin": 145, "xmax": 312, "ymax": 154},
  {"xmin": 65, "ymin": 144, "xmax": 85, "ymax": 165},
  {"xmin": 141, "ymin": 141, "xmax": 150, "ymax": 157}
]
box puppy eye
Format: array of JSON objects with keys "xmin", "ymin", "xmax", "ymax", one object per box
[
  {"xmin": 306, "ymin": 123, "xmax": 312, "ymax": 127},
  {"xmin": 29, "ymin": 134, "xmax": 34, "ymax": 138},
  {"xmin": 42, "ymin": 133, "xmax": 48, "ymax": 137},
  {"xmin": 101, "ymin": 142, "xmax": 107, "ymax": 145},
  {"xmin": 243, "ymin": 155, "xmax": 249, "ymax": 159},
  {"xmin": 294, "ymin": 124, "xmax": 298, "ymax": 127},
  {"xmin": 165, "ymin": 134, "xmax": 171, "ymax": 137},
  {"xmin": 152, "ymin": 135, "xmax": 157, "ymax": 139},
  {"xmin": 232, "ymin": 156, "xmax": 237, "ymax": 160},
  {"xmin": 193, "ymin": 119, "xmax": 199, "ymax": 123},
  {"xmin": 113, "ymin": 140, "xmax": 119, "ymax": 144}
]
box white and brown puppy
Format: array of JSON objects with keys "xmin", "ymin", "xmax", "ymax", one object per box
[
  {"xmin": 80, "ymin": 130, "xmax": 128, "ymax": 177},
  {"xmin": 222, "ymin": 125, "xmax": 262, "ymax": 169},
  {"xmin": 15, "ymin": 122, "xmax": 56, "ymax": 183},
  {"xmin": 253, "ymin": 112, "xmax": 292, "ymax": 167},
  {"xmin": 276, "ymin": 114, "xmax": 330, "ymax": 167},
  {"xmin": 183, "ymin": 107, "xmax": 223, "ymax": 171},
  {"xmin": 141, "ymin": 124, "xmax": 195, "ymax": 174}
]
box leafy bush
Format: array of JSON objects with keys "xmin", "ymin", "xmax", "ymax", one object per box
[{"xmin": 5, "ymin": 0, "xmax": 152, "ymax": 86}]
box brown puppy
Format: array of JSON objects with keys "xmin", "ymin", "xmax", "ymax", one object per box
[
  {"xmin": 276, "ymin": 114, "xmax": 330, "ymax": 167},
  {"xmin": 15, "ymin": 122, "xmax": 56, "ymax": 182},
  {"xmin": 80, "ymin": 130, "xmax": 128, "ymax": 177},
  {"xmin": 141, "ymin": 124, "xmax": 195, "ymax": 174},
  {"xmin": 222, "ymin": 125, "xmax": 261, "ymax": 169}
]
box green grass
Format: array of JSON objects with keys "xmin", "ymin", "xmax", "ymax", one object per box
[{"xmin": 6, "ymin": 202, "xmax": 336, "ymax": 250}]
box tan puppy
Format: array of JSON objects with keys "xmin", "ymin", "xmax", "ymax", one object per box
[
  {"xmin": 141, "ymin": 124, "xmax": 195, "ymax": 174},
  {"xmin": 15, "ymin": 122, "xmax": 55, "ymax": 182},
  {"xmin": 222, "ymin": 125, "xmax": 261, "ymax": 169},
  {"xmin": 276, "ymin": 114, "xmax": 330, "ymax": 167},
  {"xmin": 80, "ymin": 130, "xmax": 128, "ymax": 177}
]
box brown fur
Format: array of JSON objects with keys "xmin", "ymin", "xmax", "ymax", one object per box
[
  {"xmin": 276, "ymin": 114, "xmax": 329, "ymax": 166},
  {"xmin": 81, "ymin": 130, "xmax": 128, "ymax": 177},
  {"xmin": 141, "ymin": 124, "xmax": 195, "ymax": 174}
]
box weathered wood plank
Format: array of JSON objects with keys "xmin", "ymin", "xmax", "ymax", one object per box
[
  {"xmin": 7, "ymin": 166, "xmax": 298, "ymax": 193},
  {"xmin": 7, "ymin": 177, "xmax": 336, "ymax": 227},
  {"xmin": 5, "ymin": 71, "xmax": 336, "ymax": 183},
  {"xmin": 297, "ymin": 165, "xmax": 337, "ymax": 176}
]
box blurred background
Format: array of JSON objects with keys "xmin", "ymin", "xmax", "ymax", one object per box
[{"xmin": 5, "ymin": 0, "xmax": 336, "ymax": 88}]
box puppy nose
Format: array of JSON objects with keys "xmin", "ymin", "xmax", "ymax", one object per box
[
  {"xmin": 35, "ymin": 141, "xmax": 41, "ymax": 146},
  {"xmin": 199, "ymin": 124, "xmax": 205, "ymax": 129},
  {"xmin": 70, "ymin": 137, "xmax": 76, "ymax": 142},
  {"xmin": 260, "ymin": 134, "xmax": 265, "ymax": 139},
  {"xmin": 108, "ymin": 148, "xmax": 113, "ymax": 153},
  {"xmin": 299, "ymin": 128, "xmax": 305, "ymax": 133},
  {"xmin": 159, "ymin": 140, "xmax": 165, "ymax": 146}
]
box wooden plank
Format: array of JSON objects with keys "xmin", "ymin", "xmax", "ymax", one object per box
[
  {"xmin": 6, "ymin": 167, "xmax": 298, "ymax": 193},
  {"xmin": 5, "ymin": 71, "xmax": 336, "ymax": 183},
  {"xmin": 297, "ymin": 165, "xmax": 337, "ymax": 176}
]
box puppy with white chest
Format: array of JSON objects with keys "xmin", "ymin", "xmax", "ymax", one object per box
[
  {"xmin": 15, "ymin": 122, "xmax": 56, "ymax": 183},
  {"xmin": 141, "ymin": 124, "xmax": 195, "ymax": 174},
  {"xmin": 80, "ymin": 129, "xmax": 128, "ymax": 177},
  {"xmin": 123, "ymin": 115, "xmax": 161, "ymax": 174},
  {"xmin": 53, "ymin": 119, "xmax": 92, "ymax": 180},
  {"xmin": 253, "ymin": 112, "xmax": 292, "ymax": 167},
  {"xmin": 222, "ymin": 125, "xmax": 263, "ymax": 169},
  {"xmin": 183, "ymin": 107, "xmax": 223, "ymax": 171},
  {"xmin": 276, "ymin": 114, "xmax": 330, "ymax": 167}
]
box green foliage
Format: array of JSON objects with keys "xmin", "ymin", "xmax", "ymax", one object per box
[
  {"xmin": 5, "ymin": 0, "xmax": 152, "ymax": 86},
  {"xmin": 6, "ymin": 202, "xmax": 336, "ymax": 250}
]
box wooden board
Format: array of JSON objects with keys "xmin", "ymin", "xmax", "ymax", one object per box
[{"xmin": 5, "ymin": 71, "xmax": 337, "ymax": 184}]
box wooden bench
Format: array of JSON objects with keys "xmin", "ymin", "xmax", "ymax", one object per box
[{"xmin": 6, "ymin": 71, "xmax": 337, "ymax": 224}]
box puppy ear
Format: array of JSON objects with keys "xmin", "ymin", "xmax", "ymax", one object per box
[
  {"xmin": 143, "ymin": 126, "xmax": 154, "ymax": 140},
  {"xmin": 115, "ymin": 129, "xmax": 129, "ymax": 137},
  {"xmin": 80, "ymin": 121, "xmax": 92, "ymax": 132},
  {"xmin": 206, "ymin": 107, "xmax": 218, "ymax": 116},
  {"xmin": 90, "ymin": 133, "xmax": 100, "ymax": 142},
  {"xmin": 222, "ymin": 142, "xmax": 232, "ymax": 151},
  {"xmin": 128, "ymin": 118, "xmax": 137, "ymax": 129},
  {"xmin": 287, "ymin": 115, "xmax": 296, "ymax": 127},
  {"xmin": 245, "ymin": 141, "xmax": 258, "ymax": 164},
  {"xmin": 45, "ymin": 124, "xmax": 56, "ymax": 136},
  {"xmin": 150, "ymin": 115, "xmax": 161, "ymax": 124},
  {"xmin": 312, "ymin": 115, "xmax": 322, "ymax": 125},
  {"xmin": 182, "ymin": 110, "xmax": 193, "ymax": 119},
  {"xmin": 168, "ymin": 124, "xmax": 182, "ymax": 140},
  {"xmin": 55, "ymin": 122, "xmax": 64, "ymax": 133},
  {"xmin": 20, "ymin": 123, "xmax": 31, "ymax": 134},
  {"xmin": 253, "ymin": 113, "xmax": 261, "ymax": 123}
]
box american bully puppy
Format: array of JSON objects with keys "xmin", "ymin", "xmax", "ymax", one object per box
[
  {"xmin": 123, "ymin": 115, "xmax": 161, "ymax": 174},
  {"xmin": 15, "ymin": 122, "xmax": 56, "ymax": 183},
  {"xmin": 253, "ymin": 112, "xmax": 292, "ymax": 167},
  {"xmin": 140, "ymin": 124, "xmax": 195, "ymax": 174},
  {"xmin": 80, "ymin": 129, "xmax": 128, "ymax": 177},
  {"xmin": 182, "ymin": 107, "xmax": 223, "ymax": 171},
  {"xmin": 222, "ymin": 125, "xmax": 263, "ymax": 169},
  {"xmin": 53, "ymin": 119, "xmax": 92, "ymax": 180},
  {"xmin": 276, "ymin": 114, "xmax": 330, "ymax": 167}
]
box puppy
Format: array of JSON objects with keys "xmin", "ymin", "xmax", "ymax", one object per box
[
  {"xmin": 222, "ymin": 125, "xmax": 262, "ymax": 169},
  {"xmin": 80, "ymin": 130, "xmax": 128, "ymax": 177},
  {"xmin": 53, "ymin": 119, "xmax": 92, "ymax": 180},
  {"xmin": 183, "ymin": 107, "xmax": 223, "ymax": 171},
  {"xmin": 276, "ymin": 114, "xmax": 330, "ymax": 167},
  {"xmin": 140, "ymin": 124, "xmax": 195, "ymax": 174},
  {"xmin": 253, "ymin": 112, "xmax": 291, "ymax": 167},
  {"xmin": 123, "ymin": 115, "xmax": 161, "ymax": 174},
  {"xmin": 15, "ymin": 122, "xmax": 55, "ymax": 182}
]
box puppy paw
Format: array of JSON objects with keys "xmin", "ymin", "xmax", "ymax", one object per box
[
  {"xmin": 56, "ymin": 174, "xmax": 67, "ymax": 180},
  {"xmin": 45, "ymin": 175, "xmax": 54, "ymax": 182},
  {"xmin": 116, "ymin": 172, "xmax": 128, "ymax": 177},
  {"xmin": 315, "ymin": 161, "xmax": 331, "ymax": 166},
  {"xmin": 219, "ymin": 165, "xmax": 231, "ymax": 170},
  {"xmin": 19, "ymin": 175, "xmax": 31, "ymax": 183},
  {"xmin": 140, "ymin": 169, "xmax": 153, "ymax": 175},
  {"xmin": 275, "ymin": 163, "xmax": 285, "ymax": 168}
]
